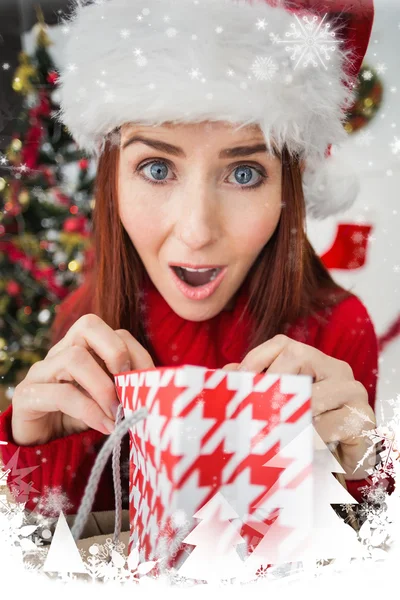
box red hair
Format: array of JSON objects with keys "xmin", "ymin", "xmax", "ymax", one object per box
[{"xmin": 50, "ymin": 136, "xmax": 353, "ymax": 361}]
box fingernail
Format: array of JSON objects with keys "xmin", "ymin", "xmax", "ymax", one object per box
[
  {"xmin": 237, "ymin": 364, "xmax": 246, "ymax": 371},
  {"xmin": 103, "ymin": 418, "xmax": 115, "ymax": 434},
  {"xmin": 111, "ymin": 401, "xmax": 120, "ymax": 419}
]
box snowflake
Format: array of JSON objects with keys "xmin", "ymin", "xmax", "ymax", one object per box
[
  {"xmin": 104, "ymin": 91, "xmax": 115, "ymax": 102},
  {"xmin": 136, "ymin": 55, "xmax": 148, "ymax": 67},
  {"xmin": 166, "ymin": 27, "xmax": 178, "ymax": 38},
  {"xmin": 271, "ymin": 390, "xmax": 288, "ymax": 410},
  {"xmin": 188, "ymin": 68, "xmax": 202, "ymax": 80},
  {"xmin": 255, "ymin": 18, "xmax": 267, "ymax": 31},
  {"xmin": 0, "ymin": 467, "xmax": 10, "ymax": 486},
  {"xmin": 167, "ymin": 567, "xmax": 195, "ymax": 587},
  {"xmin": 362, "ymin": 70, "xmax": 373, "ymax": 81},
  {"xmin": 121, "ymin": 456, "xmax": 130, "ymax": 480},
  {"xmin": 360, "ymin": 421, "xmax": 400, "ymax": 479},
  {"xmin": 0, "ymin": 500, "xmax": 39, "ymax": 555},
  {"xmin": 355, "ymin": 131, "xmax": 375, "ymax": 147},
  {"xmin": 270, "ymin": 13, "xmax": 341, "ymax": 70},
  {"xmin": 155, "ymin": 515, "xmax": 192, "ymax": 560},
  {"xmin": 34, "ymin": 486, "xmax": 74, "ymax": 517},
  {"xmin": 351, "ymin": 231, "xmax": 366, "ymax": 243},
  {"xmin": 340, "ymin": 503, "xmax": 359, "ymax": 525},
  {"xmin": 120, "ymin": 28, "xmax": 131, "ymax": 38},
  {"xmin": 255, "ymin": 564, "xmax": 269, "ymax": 578},
  {"xmin": 376, "ymin": 63, "xmax": 388, "ymax": 75},
  {"xmin": 172, "ymin": 510, "xmax": 189, "ymax": 529},
  {"xmin": 250, "ymin": 56, "xmax": 279, "ymax": 81},
  {"xmin": 390, "ymin": 136, "xmax": 400, "ymax": 155},
  {"xmin": 138, "ymin": 300, "xmax": 148, "ymax": 314},
  {"xmin": 393, "ymin": 265, "xmax": 400, "ymax": 274},
  {"xmin": 108, "ymin": 131, "xmax": 121, "ymax": 147},
  {"xmin": 83, "ymin": 540, "xmax": 160, "ymax": 583}
]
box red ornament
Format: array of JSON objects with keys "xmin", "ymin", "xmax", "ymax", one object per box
[
  {"xmin": 47, "ymin": 71, "xmax": 59, "ymax": 85},
  {"xmin": 6, "ymin": 281, "xmax": 21, "ymax": 296},
  {"xmin": 20, "ymin": 124, "xmax": 43, "ymax": 170},
  {"xmin": 63, "ymin": 215, "xmax": 87, "ymax": 234},
  {"xmin": 79, "ymin": 158, "xmax": 89, "ymax": 170}
]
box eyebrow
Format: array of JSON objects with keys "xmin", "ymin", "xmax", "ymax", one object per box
[{"xmin": 121, "ymin": 135, "xmax": 268, "ymax": 158}]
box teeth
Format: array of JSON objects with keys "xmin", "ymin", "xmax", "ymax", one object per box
[
  {"xmin": 181, "ymin": 267, "xmax": 219, "ymax": 272},
  {"xmin": 209, "ymin": 270, "xmax": 218, "ymax": 281},
  {"xmin": 174, "ymin": 266, "xmax": 220, "ymax": 283}
]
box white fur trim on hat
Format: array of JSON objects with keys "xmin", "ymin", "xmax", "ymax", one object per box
[
  {"xmin": 57, "ymin": 0, "xmax": 359, "ymax": 218},
  {"xmin": 302, "ymin": 151, "xmax": 360, "ymax": 220}
]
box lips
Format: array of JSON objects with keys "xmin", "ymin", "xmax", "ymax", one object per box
[
  {"xmin": 173, "ymin": 266, "xmax": 221, "ymax": 287},
  {"xmin": 169, "ymin": 265, "xmax": 227, "ymax": 300}
]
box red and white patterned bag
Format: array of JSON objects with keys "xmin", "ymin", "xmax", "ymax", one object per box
[{"xmin": 115, "ymin": 365, "xmax": 313, "ymax": 572}]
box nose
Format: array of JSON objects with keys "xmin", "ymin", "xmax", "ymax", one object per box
[{"xmin": 174, "ymin": 178, "xmax": 220, "ymax": 249}]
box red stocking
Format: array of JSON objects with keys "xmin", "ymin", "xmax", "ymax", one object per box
[{"xmin": 320, "ymin": 223, "xmax": 373, "ymax": 270}]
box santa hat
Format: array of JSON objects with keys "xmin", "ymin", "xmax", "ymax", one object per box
[{"xmin": 57, "ymin": 0, "xmax": 374, "ymax": 220}]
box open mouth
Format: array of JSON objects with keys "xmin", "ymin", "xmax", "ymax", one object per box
[{"xmin": 171, "ymin": 266, "xmax": 222, "ymax": 287}]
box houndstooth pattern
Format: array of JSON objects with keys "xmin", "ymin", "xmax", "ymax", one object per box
[{"xmin": 115, "ymin": 365, "xmax": 313, "ymax": 567}]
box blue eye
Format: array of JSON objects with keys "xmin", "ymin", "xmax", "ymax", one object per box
[
  {"xmin": 137, "ymin": 160, "xmax": 267, "ymax": 189},
  {"xmin": 228, "ymin": 165, "xmax": 265, "ymax": 188},
  {"xmin": 140, "ymin": 160, "xmax": 171, "ymax": 184}
]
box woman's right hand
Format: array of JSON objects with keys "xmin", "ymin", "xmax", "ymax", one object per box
[{"xmin": 11, "ymin": 314, "xmax": 155, "ymax": 446}]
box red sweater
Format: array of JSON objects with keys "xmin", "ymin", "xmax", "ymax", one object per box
[{"xmin": 0, "ymin": 276, "xmax": 393, "ymax": 517}]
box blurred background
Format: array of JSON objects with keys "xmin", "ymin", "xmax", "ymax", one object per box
[{"xmin": 0, "ymin": 0, "xmax": 399, "ymax": 426}]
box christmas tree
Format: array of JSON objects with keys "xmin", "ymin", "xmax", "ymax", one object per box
[
  {"xmin": 244, "ymin": 425, "xmax": 366, "ymax": 580},
  {"xmin": 42, "ymin": 510, "xmax": 88, "ymax": 580},
  {"xmin": 178, "ymin": 492, "xmax": 246, "ymax": 583},
  {"xmin": 0, "ymin": 9, "xmax": 95, "ymax": 392}
]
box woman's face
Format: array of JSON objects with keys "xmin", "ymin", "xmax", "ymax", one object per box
[{"xmin": 118, "ymin": 121, "xmax": 282, "ymax": 322}]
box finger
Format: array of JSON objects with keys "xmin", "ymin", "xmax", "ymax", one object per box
[
  {"xmin": 24, "ymin": 346, "xmax": 120, "ymax": 422},
  {"xmin": 114, "ymin": 329, "xmax": 155, "ymax": 372},
  {"xmin": 47, "ymin": 314, "xmax": 153, "ymax": 375},
  {"xmin": 240, "ymin": 335, "xmax": 352, "ymax": 383},
  {"xmin": 312, "ymin": 378, "xmax": 371, "ymax": 417},
  {"xmin": 313, "ymin": 401, "xmax": 376, "ymax": 445},
  {"xmin": 12, "ymin": 382, "xmax": 115, "ymax": 437},
  {"xmin": 221, "ymin": 363, "xmax": 241, "ymax": 371}
]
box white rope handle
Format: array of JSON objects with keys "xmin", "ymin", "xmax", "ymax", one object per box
[{"xmin": 71, "ymin": 405, "xmax": 148, "ymax": 542}]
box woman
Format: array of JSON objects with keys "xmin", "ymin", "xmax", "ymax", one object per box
[{"xmin": 0, "ymin": 0, "xmax": 391, "ymax": 517}]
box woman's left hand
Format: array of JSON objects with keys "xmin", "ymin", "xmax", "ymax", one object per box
[{"xmin": 222, "ymin": 334, "xmax": 377, "ymax": 479}]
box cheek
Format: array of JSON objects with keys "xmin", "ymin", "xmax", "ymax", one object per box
[
  {"xmin": 118, "ymin": 177, "xmax": 165, "ymax": 250},
  {"xmin": 227, "ymin": 185, "xmax": 282, "ymax": 252}
]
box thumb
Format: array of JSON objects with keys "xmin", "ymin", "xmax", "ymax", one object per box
[{"xmin": 221, "ymin": 363, "xmax": 241, "ymax": 371}]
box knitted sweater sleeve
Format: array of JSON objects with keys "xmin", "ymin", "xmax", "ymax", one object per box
[
  {"xmin": 0, "ymin": 280, "xmax": 117, "ymax": 516},
  {"xmin": 0, "ymin": 403, "xmax": 116, "ymax": 516},
  {"xmin": 315, "ymin": 294, "xmax": 395, "ymax": 503}
]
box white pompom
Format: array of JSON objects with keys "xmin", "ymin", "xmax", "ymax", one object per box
[{"xmin": 302, "ymin": 153, "xmax": 360, "ymax": 221}]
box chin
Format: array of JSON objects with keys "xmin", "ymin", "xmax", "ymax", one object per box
[{"xmin": 171, "ymin": 298, "xmax": 226, "ymax": 322}]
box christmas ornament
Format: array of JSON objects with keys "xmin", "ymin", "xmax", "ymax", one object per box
[{"xmin": 344, "ymin": 63, "xmax": 383, "ymax": 134}]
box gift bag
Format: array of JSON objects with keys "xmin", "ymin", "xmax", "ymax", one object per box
[{"xmin": 114, "ymin": 364, "xmax": 313, "ymax": 575}]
